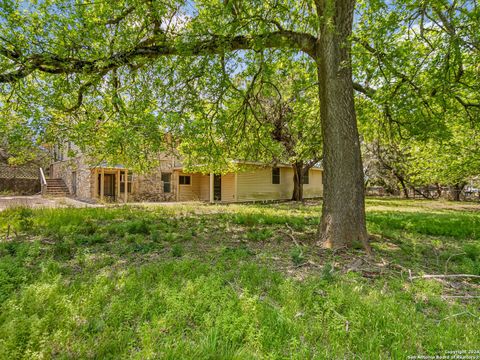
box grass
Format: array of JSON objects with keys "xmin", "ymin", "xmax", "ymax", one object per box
[{"xmin": 0, "ymin": 199, "xmax": 479, "ymax": 359}]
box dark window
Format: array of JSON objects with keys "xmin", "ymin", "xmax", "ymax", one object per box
[
  {"xmin": 214, "ymin": 174, "xmax": 221, "ymax": 201},
  {"xmin": 72, "ymin": 171, "xmax": 77, "ymax": 195},
  {"xmin": 179, "ymin": 175, "xmax": 191, "ymax": 185},
  {"xmin": 272, "ymin": 167, "xmax": 280, "ymax": 184},
  {"xmin": 162, "ymin": 173, "xmax": 171, "ymax": 193},
  {"xmin": 303, "ymin": 170, "xmax": 309, "ymax": 185},
  {"xmin": 120, "ymin": 171, "xmax": 132, "ymax": 193}
]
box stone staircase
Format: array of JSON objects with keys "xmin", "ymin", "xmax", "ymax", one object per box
[{"xmin": 45, "ymin": 178, "xmax": 70, "ymax": 197}]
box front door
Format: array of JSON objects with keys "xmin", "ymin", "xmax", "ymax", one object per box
[
  {"xmin": 98, "ymin": 173, "xmax": 116, "ymax": 201},
  {"xmin": 214, "ymin": 174, "xmax": 221, "ymax": 201}
]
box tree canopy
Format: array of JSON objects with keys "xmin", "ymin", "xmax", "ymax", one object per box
[
  {"xmin": 1, "ymin": 0, "xmax": 478, "ymax": 248},
  {"xmin": 354, "ymin": 0, "xmax": 480, "ymax": 196}
]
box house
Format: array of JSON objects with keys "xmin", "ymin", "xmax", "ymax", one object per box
[{"xmin": 47, "ymin": 146, "xmax": 323, "ymax": 203}]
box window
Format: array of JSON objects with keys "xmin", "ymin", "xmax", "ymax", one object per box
[
  {"xmin": 72, "ymin": 171, "xmax": 77, "ymax": 195},
  {"xmin": 162, "ymin": 173, "xmax": 171, "ymax": 193},
  {"xmin": 179, "ymin": 175, "xmax": 191, "ymax": 185},
  {"xmin": 120, "ymin": 171, "xmax": 132, "ymax": 193},
  {"xmin": 272, "ymin": 167, "xmax": 280, "ymax": 184},
  {"xmin": 54, "ymin": 144, "xmax": 64, "ymax": 161},
  {"xmin": 303, "ymin": 170, "xmax": 309, "ymax": 185}
]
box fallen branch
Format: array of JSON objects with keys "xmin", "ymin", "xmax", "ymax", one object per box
[
  {"xmin": 293, "ymin": 260, "xmax": 320, "ymax": 269},
  {"xmin": 285, "ymin": 222, "xmax": 295, "ymax": 233},
  {"xmin": 437, "ymin": 311, "xmax": 480, "ymax": 323},
  {"xmin": 279, "ymin": 230, "xmax": 300, "ymax": 246},
  {"xmin": 281, "ymin": 223, "xmax": 302, "ymax": 247},
  {"xmin": 293, "ymin": 262, "xmax": 309, "ymax": 269},
  {"xmin": 409, "ymin": 274, "xmax": 480, "ymax": 280}
]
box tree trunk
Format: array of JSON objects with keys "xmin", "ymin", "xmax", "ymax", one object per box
[
  {"xmin": 394, "ymin": 172, "xmax": 409, "ymax": 198},
  {"xmin": 292, "ymin": 162, "xmax": 304, "ymax": 201},
  {"xmin": 316, "ymin": 0, "xmax": 371, "ymax": 253},
  {"xmin": 413, "ymin": 186, "xmax": 431, "ymax": 199},
  {"xmin": 450, "ymin": 183, "xmax": 464, "ymax": 201},
  {"xmin": 435, "ymin": 183, "xmax": 442, "ymax": 199}
]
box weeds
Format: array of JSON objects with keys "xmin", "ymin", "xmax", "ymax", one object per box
[
  {"xmin": 171, "ymin": 244, "xmax": 184, "ymax": 258},
  {"xmin": 0, "ymin": 199, "xmax": 479, "ymax": 358},
  {"xmin": 290, "ymin": 246, "xmax": 305, "ymax": 266}
]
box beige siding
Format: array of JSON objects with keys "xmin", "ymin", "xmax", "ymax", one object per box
[
  {"xmin": 221, "ymin": 173, "xmax": 236, "ymax": 202},
  {"xmin": 237, "ymin": 166, "xmax": 291, "ymax": 201},
  {"xmin": 303, "ymin": 168, "xmax": 323, "ymax": 198},
  {"xmin": 175, "ymin": 173, "xmax": 236, "ymax": 202},
  {"xmin": 199, "ymin": 175, "xmax": 210, "ymax": 201},
  {"xmin": 177, "ymin": 172, "xmax": 204, "ymax": 201},
  {"xmin": 237, "ymin": 166, "xmax": 322, "ymax": 201}
]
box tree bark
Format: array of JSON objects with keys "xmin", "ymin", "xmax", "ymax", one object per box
[
  {"xmin": 450, "ymin": 183, "xmax": 464, "ymax": 201},
  {"xmin": 0, "ymin": 4, "xmax": 371, "ymax": 252},
  {"xmin": 316, "ymin": 0, "xmax": 371, "ymax": 253},
  {"xmin": 292, "ymin": 162, "xmax": 304, "ymax": 201},
  {"xmin": 397, "ymin": 174, "xmax": 409, "ymax": 198}
]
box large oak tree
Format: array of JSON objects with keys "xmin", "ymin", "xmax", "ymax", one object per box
[{"xmin": 4, "ymin": 0, "xmax": 446, "ymax": 251}]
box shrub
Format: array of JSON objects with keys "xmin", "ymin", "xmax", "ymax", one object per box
[
  {"xmin": 245, "ymin": 228, "xmax": 274, "ymax": 242},
  {"xmin": 126, "ymin": 220, "xmax": 151, "ymax": 235},
  {"xmin": 290, "ymin": 246, "xmax": 304, "ymax": 266},
  {"xmin": 171, "ymin": 244, "xmax": 184, "ymax": 258}
]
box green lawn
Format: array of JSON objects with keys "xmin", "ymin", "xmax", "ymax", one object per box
[{"xmin": 0, "ymin": 199, "xmax": 479, "ymax": 359}]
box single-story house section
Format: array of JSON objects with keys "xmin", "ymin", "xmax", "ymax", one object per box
[
  {"xmin": 48, "ymin": 152, "xmax": 322, "ymax": 203},
  {"xmin": 175, "ymin": 165, "xmax": 323, "ymax": 202}
]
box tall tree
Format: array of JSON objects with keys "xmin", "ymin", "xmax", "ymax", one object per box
[
  {"xmin": 354, "ymin": 0, "xmax": 480, "ymax": 201},
  {"xmin": 0, "ymin": 0, "xmax": 372, "ymax": 250},
  {"xmin": 251, "ymin": 93, "xmax": 322, "ymax": 202},
  {"xmin": 174, "ymin": 56, "xmax": 322, "ymax": 201}
]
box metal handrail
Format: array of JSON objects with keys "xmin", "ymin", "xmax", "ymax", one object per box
[
  {"xmin": 39, "ymin": 167, "xmax": 47, "ymax": 186},
  {"xmin": 39, "ymin": 167, "xmax": 48, "ymax": 195}
]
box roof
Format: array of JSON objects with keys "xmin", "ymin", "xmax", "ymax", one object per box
[{"xmin": 174, "ymin": 160, "xmax": 323, "ymax": 171}]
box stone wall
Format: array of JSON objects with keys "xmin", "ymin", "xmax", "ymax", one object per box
[
  {"xmin": 50, "ymin": 155, "xmax": 92, "ymax": 200},
  {"xmin": 48, "ymin": 152, "xmax": 184, "ymax": 202},
  {"xmin": 0, "ymin": 178, "xmax": 41, "ymax": 195},
  {"xmin": 0, "ymin": 164, "xmax": 42, "ymax": 195},
  {"xmin": 133, "ymin": 160, "xmax": 178, "ymax": 201}
]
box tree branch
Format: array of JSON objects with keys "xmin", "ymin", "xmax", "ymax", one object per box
[
  {"xmin": 353, "ymin": 82, "xmax": 376, "ymax": 97},
  {"xmin": 455, "ymin": 95, "xmax": 480, "ymax": 108},
  {"xmin": 104, "ymin": 6, "xmax": 136, "ymax": 25},
  {"xmin": 0, "ymin": 31, "xmax": 318, "ymax": 83}
]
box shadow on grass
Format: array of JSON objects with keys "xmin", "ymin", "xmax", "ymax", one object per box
[{"xmin": 0, "ymin": 204, "xmax": 480, "ymax": 358}]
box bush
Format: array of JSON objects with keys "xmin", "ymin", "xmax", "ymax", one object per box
[
  {"xmin": 290, "ymin": 246, "xmax": 304, "ymax": 266},
  {"xmin": 171, "ymin": 244, "xmax": 184, "ymax": 258},
  {"xmin": 245, "ymin": 228, "xmax": 274, "ymax": 242}
]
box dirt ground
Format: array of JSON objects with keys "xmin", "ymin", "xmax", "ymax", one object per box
[{"xmin": 0, "ymin": 195, "xmax": 100, "ymax": 211}]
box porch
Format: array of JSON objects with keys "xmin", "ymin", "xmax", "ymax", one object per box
[{"xmin": 92, "ymin": 167, "xmax": 132, "ymax": 203}]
